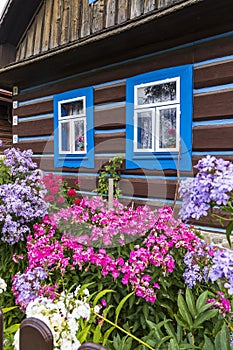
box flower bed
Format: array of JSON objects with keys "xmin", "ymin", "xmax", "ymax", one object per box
[{"xmin": 0, "ymin": 148, "xmax": 233, "ymax": 349}]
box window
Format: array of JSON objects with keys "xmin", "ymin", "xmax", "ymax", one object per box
[
  {"xmin": 54, "ymin": 87, "xmax": 94, "ymax": 168},
  {"xmin": 126, "ymin": 65, "xmax": 193, "ymax": 170}
]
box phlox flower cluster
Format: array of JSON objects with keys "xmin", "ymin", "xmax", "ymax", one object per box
[
  {"xmin": 3, "ymin": 148, "xmax": 38, "ymax": 177},
  {"xmin": 183, "ymin": 240, "xmax": 233, "ymax": 314},
  {"xmin": 207, "ymin": 291, "xmax": 231, "ymax": 316},
  {"xmin": 13, "ymin": 286, "xmax": 91, "ymax": 350},
  {"xmin": 42, "ymin": 173, "xmax": 80, "ymax": 212},
  {"xmin": 14, "ymin": 205, "xmax": 200, "ymax": 308},
  {"xmin": 179, "ymin": 155, "xmax": 233, "ymax": 221},
  {"xmin": 12, "ymin": 267, "xmax": 48, "ymax": 311},
  {"xmin": 51, "ymin": 196, "xmax": 158, "ymax": 247},
  {"xmin": 0, "ymin": 148, "xmax": 48, "ymax": 244}
]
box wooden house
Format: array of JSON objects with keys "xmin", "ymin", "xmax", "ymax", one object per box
[
  {"xmin": 0, "ymin": 89, "xmax": 12, "ymax": 152},
  {"xmin": 0, "ymin": 0, "xmax": 233, "ymax": 239}
]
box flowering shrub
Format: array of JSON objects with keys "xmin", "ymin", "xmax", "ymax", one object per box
[
  {"xmin": 0, "ymin": 148, "xmax": 48, "ymax": 244},
  {"xmin": 42, "ymin": 172, "xmax": 80, "ymax": 212}
]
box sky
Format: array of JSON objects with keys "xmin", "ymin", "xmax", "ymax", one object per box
[{"xmin": 0, "ymin": 0, "xmax": 8, "ymax": 16}]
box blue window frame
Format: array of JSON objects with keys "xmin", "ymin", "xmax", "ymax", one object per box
[
  {"xmin": 126, "ymin": 65, "xmax": 193, "ymax": 171},
  {"xmin": 54, "ymin": 87, "xmax": 94, "ymax": 168},
  {"xmin": 89, "ymin": 0, "xmax": 98, "ymax": 4}
]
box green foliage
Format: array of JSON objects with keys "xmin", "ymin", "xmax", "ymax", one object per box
[
  {"xmin": 95, "ymin": 155, "xmax": 123, "ymax": 198},
  {"xmin": 0, "ymin": 158, "xmax": 11, "ymax": 185}
]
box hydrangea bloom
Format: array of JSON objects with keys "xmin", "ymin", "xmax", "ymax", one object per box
[{"xmin": 179, "ymin": 156, "xmax": 233, "ymax": 221}]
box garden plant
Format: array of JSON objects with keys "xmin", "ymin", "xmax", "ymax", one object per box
[{"xmin": 0, "ymin": 148, "xmax": 232, "ymax": 349}]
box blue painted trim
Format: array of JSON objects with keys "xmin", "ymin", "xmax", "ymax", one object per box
[
  {"xmin": 120, "ymin": 174, "xmax": 191, "ymax": 180},
  {"xmin": 95, "ymin": 153, "xmax": 125, "ymax": 157},
  {"xmin": 120, "ymin": 194, "xmax": 182, "ymax": 205},
  {"xmin": 94, "ymin": 128, "xmax": 126, "ymax": 134},
  {"xmin": 89, "ymin": 0, "xmax": 98, "ymax": 4},
  {"xmin": 19, "ymin": 96, "xmax": 53, "ymax": 106},
  {"xmin": 193, "ymin": 151, "xmax": 233, "ymax": 156},
  {"xmin": 20, "ymin": 114, "xmax": 53, "ymax": 122},
  {"xmin": 31, "ymin": 154, "xmax": 54, "ymax": 157},
  {"xmin": 194, "ymin": 82, "xmax": 233, "ymax": 94},
  {"xmin": 194, "ymin": 54, "xmax": 233, "ymax": 67},
  {"xmin": 126, "ymin": 65, "xmax": 193, "ymax": 171},
  {"xmin": 18, "ymin": 135, "xmax": 53, "ymax": 141},
  {"xmin": 54, "ymin": 86, "xmax": 94, "ymax": 169},
  {"xmin": 193, "ymin": 119, "xmax": 233, "ymax": 127},
  {"xmin": 94, "ymin": 102, "xmax": 125, "ymax": 110},
  {"xmin": 47, "ymin": 171, "xmax": 98, "ymax": 177},
  {"xmin": 93, "ymin": 79, "xmax": 126, "ymax": 88},
  {"xmin": 192, "ymin": 225, "xmax": 226, "ymax": 234},
  {"xmin": 21, "ymin": 30, "xmax": 233, "ymax": 94}
]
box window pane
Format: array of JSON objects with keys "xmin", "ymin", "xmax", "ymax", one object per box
[
  {"xmin": 137, "ymin": 81, "xmax": 176, "ymax": 105},
  {"xmin": 159, "ymin": 108, "xmax": 177, "ymax": 149},
  {"xmin": 136, "ymin": 111, "xmax": 153, "ymax": 149},
  {"xmin": 74, "ymin": 120, "xmax": 85, "ymax": 152},
  {"xmin": 61, "ymin": 99, "xmax": 84, "ymax": 117},
  {"xmin": 61, "ymin": 122, "xmax": 71, "ymax": 152}
]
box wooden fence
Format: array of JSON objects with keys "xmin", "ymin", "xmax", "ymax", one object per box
[{"xmin": 0, "ymin": 311, "xmax": 107, "ymax": 350}]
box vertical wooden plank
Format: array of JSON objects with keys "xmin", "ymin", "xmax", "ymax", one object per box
[
  {"xmin": 80, "ymin": 0, "xmax": 91, "ymax": 37},
  {"xmin": 92, "ymin": 0, "xmax": 105, "ymax": 33},
  {"xmin": 158, "ymin": 0, "xmax": 175, "ymax": 8},
  {"xmin": 70, "ymin": 0, "xmax": 80, "ymax": 41},
  {"xmin": 41, "ymin": 0, "xmax": 53, "ymax": 52},
  {"xmin": 25, "ymin": 22, "xmax": 36, "ymax": 58},
  {"xmin": 117, "ymin": 0, "xmax": 129, "ymax": 24},
  {"xmin": 105, "ymin": 0, "xmax": 116, "ymax": 27},
  {"xmin": 50, "ymin": 0, "xmax": 62, "ymax": 49},
  {"xmin": 33, "ymin": 5, "xmax": 45, "ymax": 55},
  {"xmin": 60, "ymin": 0, "xmax": 71, "ymax": 45},
  {"xmin": 17, "ymin": 36, "xmax": 28, "ymax": 61},
  {"xmin": 144, "ymin": 0, "xmax": 157, "ymax": 13},
  {"xmin": 130, "ymin": 0, "xmax": 143, "ymax": 18}
]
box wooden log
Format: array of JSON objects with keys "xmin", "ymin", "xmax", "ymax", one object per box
[
  {"xmin": 94, "ymin": 105, "xmax": 125, "ymax": 129},
  {"xmin": 194, "ymin": 90, "xmax": 233, "ymax": 120},
  {"xmin": 91, "ymin": 0, "xmax": 105, "ymax": 33},
  {"xmin": 94, "ymin": 83, "xmax": 126, "ymax": 105},
  {"xmin": 194, "ymin": 59, "xmax": 233, "ymax": 89},
  {"xmin": 80, "ymin": 0, "xmax": 91, "ymax": 37},
  {"xmin": 193, "ymin": 124, "xmax": 233, "ymax": 151},
  {"xmin": 14, "ymin": 118, "xmax": 53, "ymax": 137},
  {"xmin": 14, "ymin": 100, "xmax": 53, "ymax": 118}
]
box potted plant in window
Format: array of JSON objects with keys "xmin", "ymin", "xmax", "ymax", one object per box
[
  {"xmin": 166, "ymin": 128, "xmax": 176, "ymax": 148},
  {"xmin": 76, "ymin": 136, "xmax": 85, "ymax": 151}
]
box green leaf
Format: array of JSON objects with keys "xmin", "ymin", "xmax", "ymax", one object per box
[
  {"xmin": 77, "ymin": 324, "xmax": 91, "ymax": 343},
  {"xmin": 177, "ymin": 294, "xmax": 193, "ymax": 328},
  {"xmin": 93, "ymin": 289, "xmax": 115, "ymax": 307},
  {"xmin": 115, "ymin": 291, "xmax": 134, "ymax": 324},
  {"xmin": 185, "ymin": 288, "xmax": 196, "ymax": 318},
  {"xmin": 196, "ymin": 291, "xmax": 209, "ymax": 313},
  {"xmin": 102, "ymin": 326, "xmax": 115, "ymax": 346},
  {"xmin": 202, "ymin": 335, "xmax": 215, "ymax": 350},
  {"xmin": 226, "ymin": 220, "xmax": 233, "ymax": 247},
  {"xmin": 193, "ymin": 309, "xmax": 218, "ymax": 328},
  {"xmin": 93, "ymin": 323, "xmax": 103, "ymax": 344},
  {"xmin": 155, "ymin": 335, "xmax": 172, "ymax": 349}
]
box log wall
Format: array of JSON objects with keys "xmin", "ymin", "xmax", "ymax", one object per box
[{"xmin": 12, "ymin": 30, "xmax": 233, "ymax": 234}]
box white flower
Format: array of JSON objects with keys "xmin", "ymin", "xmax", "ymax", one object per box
[
  {"xmin": 19, "ymin": 287, "xmax": 91, "ymax": 350},
  {"xmin": 13, "ymin": 329, "xmax": 20, "ymax": 350},
  {"xmin": 0, "ymin": 278, "xmax": 7, "ymax": 293}
]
